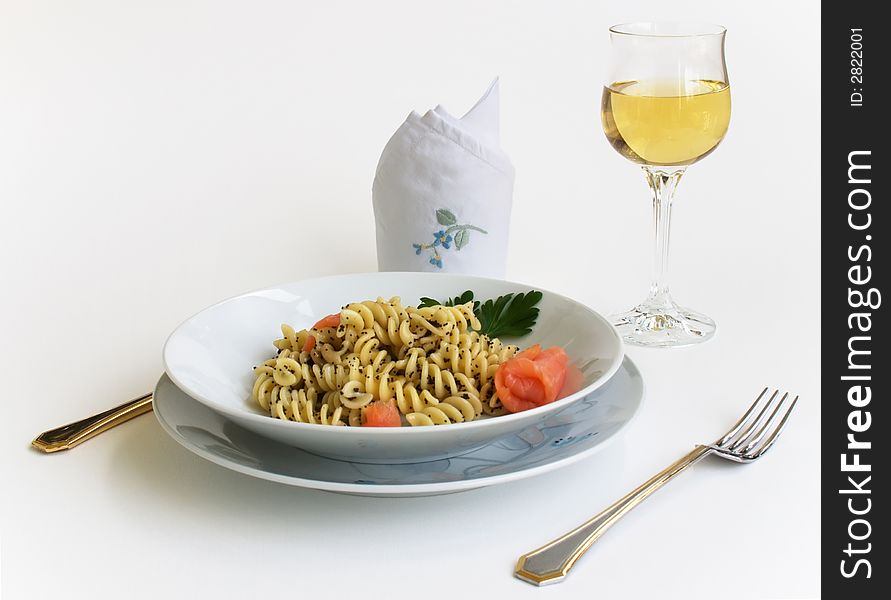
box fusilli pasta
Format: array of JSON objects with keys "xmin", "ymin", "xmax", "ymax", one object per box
[{"xmin": 250, "ymin": 297, "xmax": 519, "ymax": 426}]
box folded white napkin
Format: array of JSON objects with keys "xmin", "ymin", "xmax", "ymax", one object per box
[{"xmin": 372, "ymin": 79, "xmax": 515, "ymax": 278}]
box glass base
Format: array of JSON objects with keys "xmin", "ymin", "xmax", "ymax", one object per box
[{"xmin": 611, "ymin": 298, "xmax": 715, "ymax": 348}]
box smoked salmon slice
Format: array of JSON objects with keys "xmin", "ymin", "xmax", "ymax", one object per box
[
  {"xmin": 495, "ymin": 344, "xmax": 577, "ymax": 413},
  {"xmin": 312, "ymin": 313, "xmax": 341, "ymax": 329},
  {"xmin": 363, "ymin": 399, "xmax": 402, "ymax": 427},
  {"xmin": 303, "ymin": 313, "xmax": 341, "ymax": 352}
]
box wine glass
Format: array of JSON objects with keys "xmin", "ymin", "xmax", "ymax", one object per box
[{"xmin": 602, "ymin": 22, "xmax": 730, "ymax": 347}]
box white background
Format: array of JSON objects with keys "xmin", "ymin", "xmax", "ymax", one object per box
[{"xmin": 0, "ymin": 1, "xmax": 820, "ymax": 598}]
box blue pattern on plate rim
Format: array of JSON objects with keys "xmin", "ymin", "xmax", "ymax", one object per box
[{"xmin": 155, "ymin": 358, "xmax": 640, "ymax": 489}]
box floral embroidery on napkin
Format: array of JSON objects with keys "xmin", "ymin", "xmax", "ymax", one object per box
[{"xmin": 412, "ymin": 208, "xmax": 488, "ymax": 269}]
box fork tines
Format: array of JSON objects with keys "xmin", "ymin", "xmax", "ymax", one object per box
[{"xmin": 712, "ymin": 388, "xmax": 799, "ymax": 462}]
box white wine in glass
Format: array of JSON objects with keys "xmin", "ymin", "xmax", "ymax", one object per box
[{"xmin": 602, "ymin": 23, "xmax": 731, "ymax": 347}]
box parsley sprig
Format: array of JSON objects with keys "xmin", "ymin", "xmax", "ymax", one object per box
[{"xmin": 418, "ymin": 290, "xmax": 543, "ymax": 338}]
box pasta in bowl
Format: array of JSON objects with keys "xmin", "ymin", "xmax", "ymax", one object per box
[{"xmin": 163, "ymin": 273, "xmax": 623, "ymax": 463}]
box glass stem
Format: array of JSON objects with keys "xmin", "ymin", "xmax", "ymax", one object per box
[{"xmin": 643, "ymin": 166, "xmax": 685, "ymax": 309}]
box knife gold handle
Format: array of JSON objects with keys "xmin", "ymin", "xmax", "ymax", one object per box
[{"xmin": 31, "ymin": 393, "xmax": 154, "ymax": 453}]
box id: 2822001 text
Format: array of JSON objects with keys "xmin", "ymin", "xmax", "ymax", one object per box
[{"xmin": 850, "ymin": 29, "xmax": 863, "ymax": 107}]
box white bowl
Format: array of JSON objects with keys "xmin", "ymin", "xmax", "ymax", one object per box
[{"xmin": 163, "ymin": 272, "xmax": 623, "ymax": 463}]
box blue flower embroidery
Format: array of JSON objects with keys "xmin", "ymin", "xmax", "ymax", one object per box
[
  {"xmin": 412, "ymin": 208, "xmax": 487, "ymax": 270},
  {"xmin": 433, "ymin": 230, "xmax": 453, "ymax": 249}
]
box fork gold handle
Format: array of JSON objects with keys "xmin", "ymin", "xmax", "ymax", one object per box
[
  {"xmin": 515, "ymin": 445, "xmax": 712, "ymax": 586},
  {"xmin": 31, "ymin": 393, "xmax": 154, "ymax": 453}
]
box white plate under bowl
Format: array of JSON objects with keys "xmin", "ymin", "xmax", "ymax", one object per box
[
  {"xmin": 153, "ymin": 357, "xmax": 643, "ymax": 496},
  {"xmin": 163, "ymin": 272, "xmax": 624, "ymax": 463}
]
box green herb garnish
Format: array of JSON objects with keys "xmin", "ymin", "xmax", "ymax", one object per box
[
  {"xmin": 418, "ymin": 290, "xmax": 543, "ymax": 338},
  {"xmin": 419, "ymin": 290, "xmax": 477, "ymax": 310}
]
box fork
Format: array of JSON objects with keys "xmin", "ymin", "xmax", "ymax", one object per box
[{"xmin": 515, "ymin": 388, "xmax": 799, "ymax": 586}]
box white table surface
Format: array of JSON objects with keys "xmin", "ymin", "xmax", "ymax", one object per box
[{"xmin": 0, "ymin": 1, "xmax": 820, "ymax": 598}]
